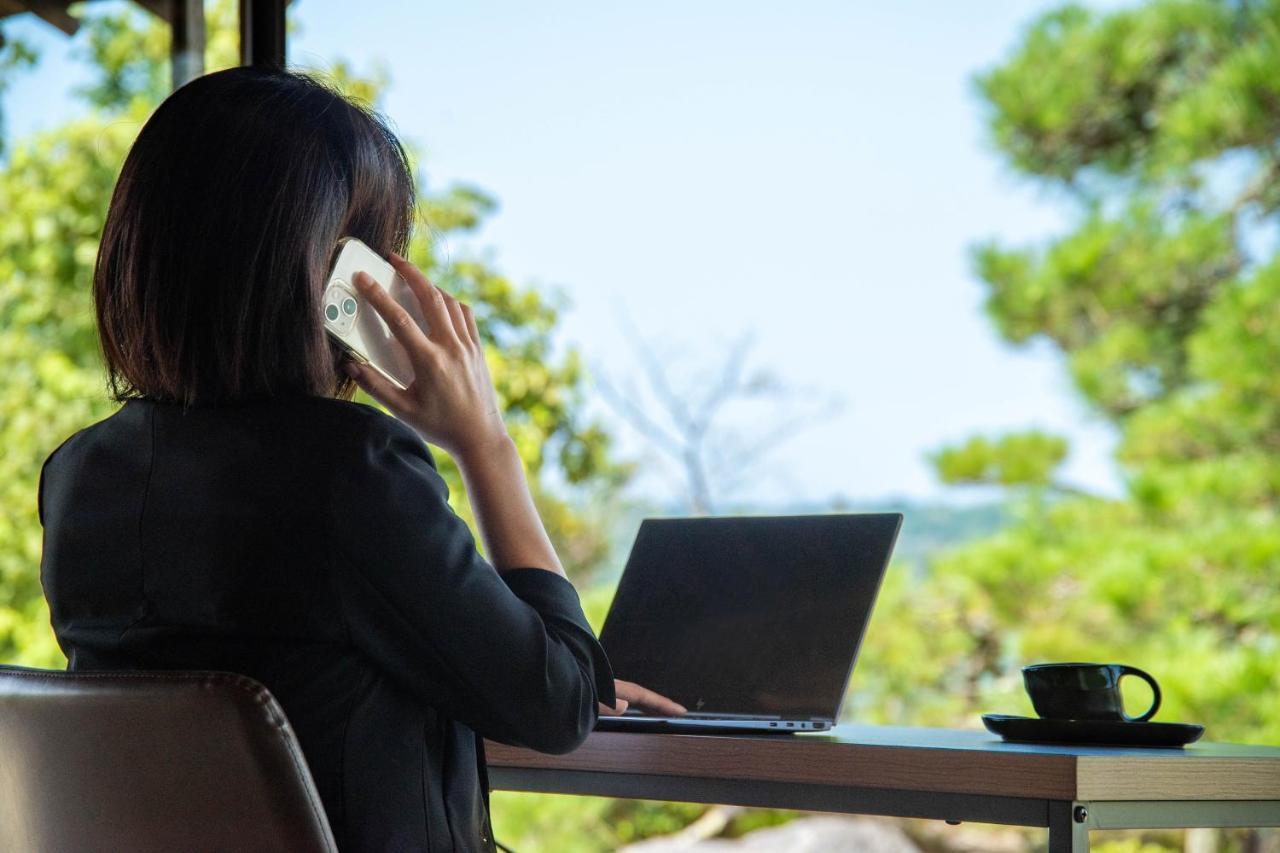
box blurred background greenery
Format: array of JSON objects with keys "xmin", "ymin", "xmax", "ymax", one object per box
[{"xmin": 1, "ymin": 0, "xmax": 1277, "ymax": 850}]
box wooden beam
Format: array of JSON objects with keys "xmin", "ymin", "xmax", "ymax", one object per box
[
  {"xmin": 13, "ymin": 0, "xmax": 78, "ymax": 35},
  {"xmin": 169, "ymin": 0, "xmax": 204, "ymax": 88},
  {"xmin": 131, "ymin": 0, "xmax": 171, "ymax": 21},
  {"xmin": 239, "ymin": 0, "xmax": 285, "ymax": 68}
]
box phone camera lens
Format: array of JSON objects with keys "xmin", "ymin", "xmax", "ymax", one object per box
[
  {"xmin": 325, "ymin": 304, "xmax": 340, "ymax": 322},
  {"xmin": 342, "ymin": 298, "xmax": 357, "ymax": 316}
]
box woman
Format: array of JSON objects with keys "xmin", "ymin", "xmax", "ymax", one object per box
[{"xmin": 38, "ymin": 66, "xmax": 683, "ymax": 852}]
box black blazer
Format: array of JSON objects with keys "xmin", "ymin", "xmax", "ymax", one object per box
[{"xmin": 38, "ymin": 394, "xmax": 616, "ymax": 852}]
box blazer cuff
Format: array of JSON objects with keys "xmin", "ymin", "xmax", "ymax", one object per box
[{"xmin": 500, "ymin": 568, "xmax": 617, "ymax": 708}]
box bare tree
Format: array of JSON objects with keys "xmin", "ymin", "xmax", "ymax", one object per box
[
  {"xmin": 594, "ymin": 316, "xmax": 843, "ymax": 515},
  {"xmin": 594, "ymin": 317, "xmax": 844, "ymax": 841}
]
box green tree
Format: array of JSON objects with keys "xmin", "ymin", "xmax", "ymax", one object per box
[
  {"xmin": 0, "ymin": 0, "xmax": 629, "ymax": 669},
  {"xmin": 854, "ymin": 0, "xmax": 1280, "ymax": 754},
  {"xmin": 930, "ymin": 430, "xmax": 1071, "ymax": 491}
]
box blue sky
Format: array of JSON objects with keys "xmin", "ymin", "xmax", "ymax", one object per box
[{"xmin": 4, "ymin": 0, "xmax": 1130, "ymax": 507}]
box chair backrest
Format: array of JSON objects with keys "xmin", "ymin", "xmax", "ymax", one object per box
[{"xmin": 0, "ymin": 665, "xmax": 337, "ymax": 853}]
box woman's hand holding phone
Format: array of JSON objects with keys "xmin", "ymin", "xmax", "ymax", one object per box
[{"xmin": 344, "ymin": 253, "xmax": 506, "ymax": 459}]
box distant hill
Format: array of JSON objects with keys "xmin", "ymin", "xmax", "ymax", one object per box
[{"xmin": 592, "ymin": 497, "xmax": 1007, "ymax": 585}]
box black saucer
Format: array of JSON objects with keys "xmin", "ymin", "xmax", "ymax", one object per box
[{"xmin": 982, "ymin": 714, "xmax": 1204, "ymax": 748}]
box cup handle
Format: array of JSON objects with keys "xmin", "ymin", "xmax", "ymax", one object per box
[{"xmin": 1119, "ymin": 666, "xmax": 1162, "ymax": 722}]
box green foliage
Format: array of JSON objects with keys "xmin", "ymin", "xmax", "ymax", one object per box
[
  {"xmin": 975, "ymin": 1, "xmax": 1233, "ymax": 184},
  {"xmin": 931, "ymin": 430, "xmax": 1069, "ymax": 488},
  {"xmin": 0, "ymin": 111, "xmax": 141, "ymax": 667},
  {"xmin": 487, "ymin": 793, "xmax": 620, "ymax": 852},
  {"xmin": 877, "ymin": 0, "xmax": 1280, "ymax": 757},
  {"xmin": 488, "ymin": 790, "xmax": 803, "ymax": 852},
  {"xmin": 973, "ymin": 203, "xmax": 1239, "ymax": 417},
  {"xmin": 0, "ymin": 0, "xmax": 628, "ymax": 668}
]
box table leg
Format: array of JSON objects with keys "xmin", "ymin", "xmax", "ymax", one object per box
[{"xmin": 1048, "ymin": 801, "xmax": 1089, "ymax": 853}]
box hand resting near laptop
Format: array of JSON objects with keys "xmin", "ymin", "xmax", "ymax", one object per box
[{"xmin": 600, "ymin": 679, "xmax": 688, "ymax": 717}]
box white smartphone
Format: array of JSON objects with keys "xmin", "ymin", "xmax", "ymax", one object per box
[{"xmin": 322, "ymin": 237, "xmax": 429, "ymax": 390}]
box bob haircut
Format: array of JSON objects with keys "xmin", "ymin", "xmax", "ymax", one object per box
[{"xmin": 94, "ymin": 66, "xmax": 416, "ymax": 405}]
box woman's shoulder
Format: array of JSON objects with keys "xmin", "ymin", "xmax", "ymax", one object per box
[
  {"xmin": 289, "ymin": 396, "xmax": 441, "ymax": 480},
  {"xmin": 41, "ymin": 394, "xmax": 438, "ymax": 493},
  {"xmin": 293, "ymin": 394, "xmax": 402, "ymax": 434},
  {"xmin": 296, "ymin": 396, "xmax": 429, "ymax": 452},
  {"xmin": 302, "ymin": 398, "xmax": 451, "ymax": 520},
  {"xmin": 46, "ymin": 394, "xmax": 432, "ymax": 472},
  {"xmin": 41, "ymin": 399, "xmax": 149, "ymax": 473}
]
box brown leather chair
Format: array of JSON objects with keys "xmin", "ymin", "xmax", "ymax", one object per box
[{"xmin": 0, "ymin": 665, "xmax": 337, "ymax": 853}]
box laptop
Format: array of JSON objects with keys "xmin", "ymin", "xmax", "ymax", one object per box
[{"xmin": 595, "ymin": 513, "xmax": 902, "ymax": 733}]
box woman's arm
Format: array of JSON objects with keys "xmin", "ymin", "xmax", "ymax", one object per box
[
  {"xmin": 344, "ymin": 252, "xmax": 684, "ymax": 718},
  {"xmin": 328, "ymin": 420, "xmax": 612, "ymax": 753},
  {"xmin": 454, "ymin": 431, "xmax": 565, "ymax": 576}
]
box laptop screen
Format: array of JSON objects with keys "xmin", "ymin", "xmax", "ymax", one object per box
[{"xmin": 598, "ymin": 513, "xmax": 901, "ymax": 721}]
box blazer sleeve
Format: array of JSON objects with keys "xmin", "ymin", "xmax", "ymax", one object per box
[{"xmin": 327, "ymin": 412, "xmax": 615, "ymax": 754}]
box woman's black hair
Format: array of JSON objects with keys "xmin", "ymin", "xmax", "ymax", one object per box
[{"xmin": 94, "ymin": 65, "xmax": 416, "ymax": 405}]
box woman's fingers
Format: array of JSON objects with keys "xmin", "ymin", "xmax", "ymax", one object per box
[
  {"xmin": 597, "ymin": 697, "xmax": 630, "ymax": 716},
  {"xmin": 384, "ymin": 252, "xmax": 477, "ymax": 350},
  {"xmin": 387, "ymin": 252, "xmax": 460, "ymax": 348},
  {"xmin": 460, "ymin": 302, "xmax": 480, "ymax": 346},
  {"xmin": 345, "ymin": 359, "xmax": 411, "ymax": 413},
  {"xmin": 614, "ymin": 679, "xmax": 688, "ymax": 716},
  {"xmin": 352, "ymin": 271, "xmax": 432, "ymax": 373},
  {"xmin": 350, "ymin": 252, "xmax": 505, "ymax": 457},
  {"xmin": 439, "ymin": 290, "xmax": 470, "ymax": 346}
]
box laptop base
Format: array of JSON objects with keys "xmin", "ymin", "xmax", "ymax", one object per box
[{"xmin": 595, "ymin": 715, "xmax": 831, "ymax": 734}]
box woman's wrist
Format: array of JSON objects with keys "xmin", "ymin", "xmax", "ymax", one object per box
[
  {"xmin": 454, "ymin": 427, "xmax": 566, "ymax": 575},
  {"xmin": 451, "ymin": 425, "xmax": 515, "ymax": 468}
]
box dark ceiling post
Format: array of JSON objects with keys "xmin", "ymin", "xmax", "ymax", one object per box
[
  {"xmin": 239, "ymin": 0, "xmax": 286, "ymax": 67},
  {"xmin": 170, "ymin": 0, "xmax": 205, "ymax": 88}
]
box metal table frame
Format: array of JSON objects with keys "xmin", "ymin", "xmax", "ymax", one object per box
[{"xmin": 490, "ymin": 766, "xmax": 1280, "ymax": 851}]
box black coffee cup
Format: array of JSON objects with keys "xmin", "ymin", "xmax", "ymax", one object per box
[{"xmin": 1022, "ymin": 662, "xmax": 1161, "ymax": 722}]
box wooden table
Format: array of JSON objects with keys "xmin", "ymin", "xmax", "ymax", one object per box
[{"xmin": 485, "ymin": 724, "xmax": 1280, "ymax": 852}]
